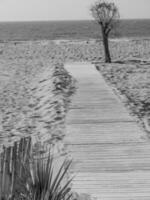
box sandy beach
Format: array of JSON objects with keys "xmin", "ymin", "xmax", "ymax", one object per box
[{"xmin": 0, "ymin": 38, "xmax": 150, "ymax": 152}]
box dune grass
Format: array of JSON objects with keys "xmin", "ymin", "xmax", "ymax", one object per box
[{"xmin": 0, "ymin": 137, "xmax": 72, "ymax": 200}]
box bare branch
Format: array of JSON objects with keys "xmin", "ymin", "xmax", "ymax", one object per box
[{"xmin": 91, "ymin": 0, "xmax": 120, "ymax": 35}]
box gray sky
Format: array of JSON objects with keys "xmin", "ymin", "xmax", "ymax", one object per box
[{"xmin": 0, "ymin": 0, "xmax": 149, "ymax": 21}]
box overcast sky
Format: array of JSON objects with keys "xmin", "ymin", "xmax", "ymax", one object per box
[{"xmin": 0, "ymin": 0, "xmax": 149, "ymax": 21}]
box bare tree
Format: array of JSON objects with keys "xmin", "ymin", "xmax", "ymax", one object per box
[{"xmin": 91, "ymin": 0, "xmax": 119, "ymax": 63}]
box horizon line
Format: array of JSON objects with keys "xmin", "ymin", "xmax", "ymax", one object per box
[{"xmin": 0, "ymin": 18, "xmax": 150, "ymax": 23}]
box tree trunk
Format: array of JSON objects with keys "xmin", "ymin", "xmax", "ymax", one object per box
[{"xmin": 102, "ymin": 29, "xmax": 111, "ymax": 63}]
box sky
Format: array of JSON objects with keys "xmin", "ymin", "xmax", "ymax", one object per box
[{"xmin": 0, "ymin": 0, "xmax": 149, "ymax": 21}]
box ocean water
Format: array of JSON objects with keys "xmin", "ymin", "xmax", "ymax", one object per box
[{"xmin": 0, "ymin": 19, "xmax": 149, "ymax": 41}]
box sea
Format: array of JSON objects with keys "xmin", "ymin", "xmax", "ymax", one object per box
[{"xmin": 0, "ymin": 19, "xmax": 149, "ymax": 41}]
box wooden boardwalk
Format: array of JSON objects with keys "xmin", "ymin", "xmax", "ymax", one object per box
[{"xmin": 64, "ymin": 62, "xmax": 150, "ymax": 200}]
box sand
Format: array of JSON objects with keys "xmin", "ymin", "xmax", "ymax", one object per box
[{"xmin": 0, "ymin": 38, "xmax": 150, "ymax": 152}]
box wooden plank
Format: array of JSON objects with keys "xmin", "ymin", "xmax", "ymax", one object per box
[
  {"xmin": 66, "ymin": 108, "xmax": 134, "ymax": 124},
  {"xmin": 68, "ymin": 143, "xmax": 150, "ymax": 172},
  {"xmin": 65, "ymin": 123, "xmax": 145, "ymax": 144},
  {"xmin": 72, "ymin": 172, "xmax": 150, "ymax": 196}
]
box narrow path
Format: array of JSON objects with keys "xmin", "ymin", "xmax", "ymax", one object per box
[{"xmin": 64, "ymin": 62, "xmax": 150, "ymax": 200}]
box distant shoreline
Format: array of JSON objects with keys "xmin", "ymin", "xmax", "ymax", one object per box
[{"xmin": 1, "ymin": 37, "xmax": 150, "ymax": 44}]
